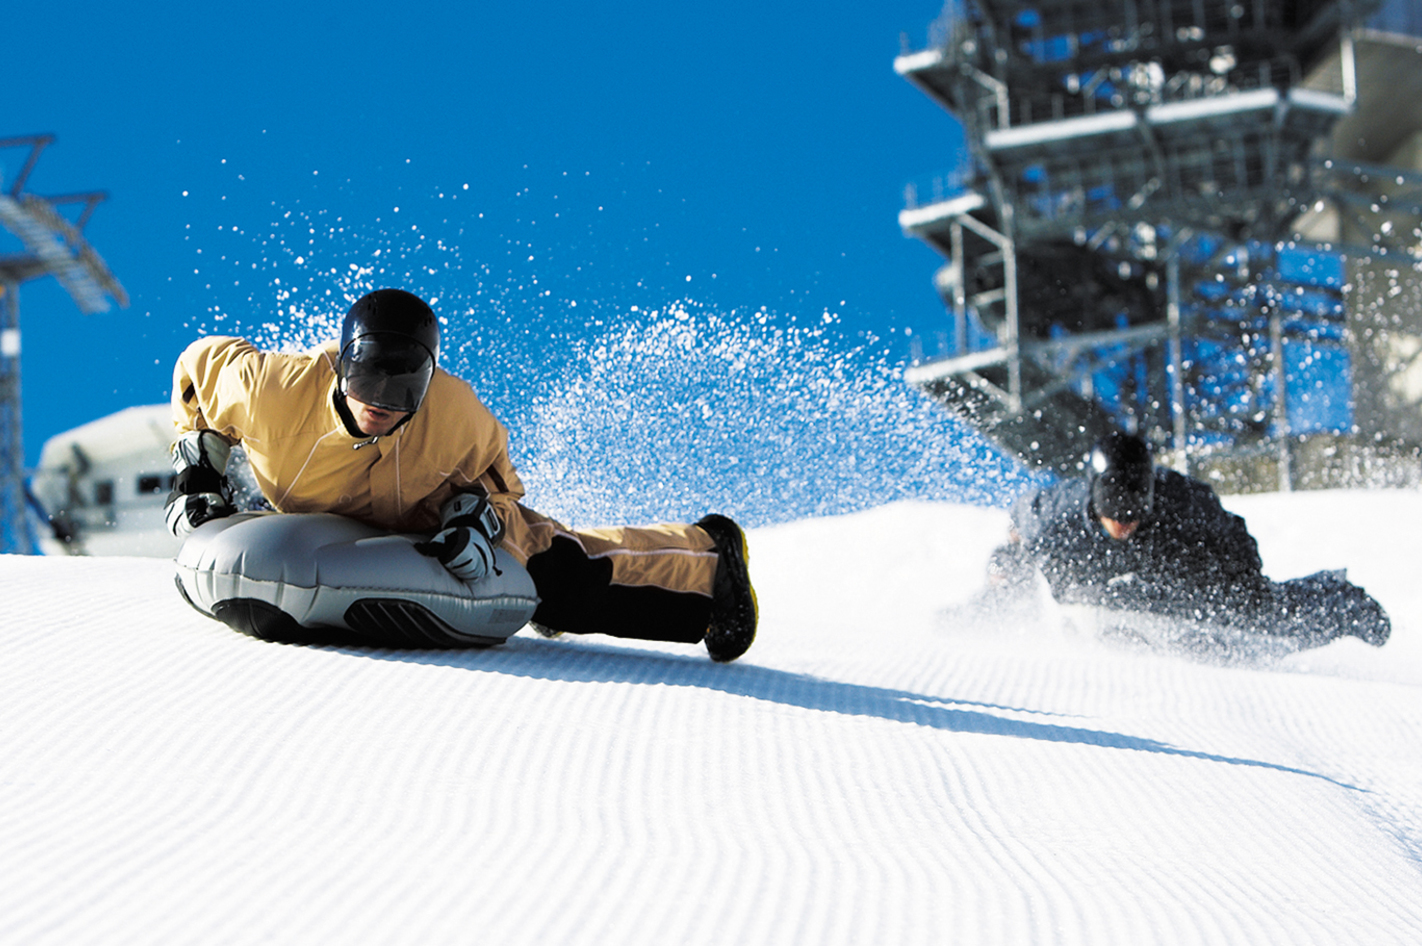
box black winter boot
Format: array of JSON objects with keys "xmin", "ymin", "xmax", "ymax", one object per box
[{"xmin": 696, "ymin": 514, "xmax": 759, "ymax": 662}]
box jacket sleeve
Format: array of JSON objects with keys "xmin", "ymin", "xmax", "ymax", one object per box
[
  {"xmin": 462, "ymin": 427, "xmax": 526, "ymax": 531},
  {"xmin": 1172, "ymin": 478, "xmax": 1267, "ymax": 603},
  {"xmin": 1009, "ymin": 488, "xmax": 1045, "ymax": 544},
  {"xmin": 1185, "ymin": 480, "xmax": 1262, "ymax": 571},
  {"xmin": 410, "ymin": 376, "xmax": 532, "ymax": 556},
  {"xmin": 171, "ymin": 336, "xmax": 264, "ymax": 444},
  {"xmin": 1011, "ymin": 479, "xmax": 1083, "ymax": 549},
  {"xmin": 454, "ymin": 430, "xmax": 538, "ymax": 565}
]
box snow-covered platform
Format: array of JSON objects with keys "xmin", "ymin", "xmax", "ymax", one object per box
[{"xmin": 1, "ymin": 491, "xmax": 1420, "ymax": 944}]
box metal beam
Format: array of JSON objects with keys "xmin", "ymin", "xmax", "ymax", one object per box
[
  {"xmin": 0, "ymin": 134, "xmax": 55, "ymax": 197},
  {"xmin": 0, "ymin": 282, "xmax": 32, "ymax": 553}
]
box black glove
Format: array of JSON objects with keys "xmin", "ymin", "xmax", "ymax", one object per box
[
  {"xmin": 164, "ymin": 430, "xmax": 237, "ymax": 538},
  {"xmin": 415, "ymin": 491, "xmax": 505, "ymax": 581}
]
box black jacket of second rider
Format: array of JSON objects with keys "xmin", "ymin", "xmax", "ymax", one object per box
[{"xmin": 1010, "ymin": 468, "xmax": 1270, "ymax": 619}]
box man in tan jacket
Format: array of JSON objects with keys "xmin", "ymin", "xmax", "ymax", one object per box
[{"xmin": 165, "ymin": 288, "xmax": 757, "ymax": 661}]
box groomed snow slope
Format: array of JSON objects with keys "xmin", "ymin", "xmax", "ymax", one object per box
[{"xmin": 1, "ymin": 490, "xmax": 1420, "ymax": 945}]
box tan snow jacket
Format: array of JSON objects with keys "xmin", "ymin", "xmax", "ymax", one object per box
[
  {"xmin": 171, "ymin": 336, "xmax": 538, "ymax": 553},
  {"xmin": 172, "ymin": 335, "xmax": 717, "ymax": 593}
]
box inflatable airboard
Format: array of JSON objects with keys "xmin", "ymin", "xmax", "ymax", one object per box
[
  {"xmin": 1056, "ymin": 569, "xmax": 1389, "ymax": 662},
  {"xmin": 1056, "ymin": 603, "xmax": 1304, "ymax": 663},
  {"xmin": 175, "ymin": 513, "xmax": 539, "ymax": 648}
]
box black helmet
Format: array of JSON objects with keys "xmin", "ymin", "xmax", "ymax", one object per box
[
  {"xmin": 337, "ymin": 289, "xmax": 440, "ymax": 412},
  {"xmin": 1089, "ymin": 432, "xmax": 1154, "ymax": 522}
]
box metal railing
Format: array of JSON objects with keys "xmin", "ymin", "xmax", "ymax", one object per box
[{"xmin": 901, "ymin": 162, "xmax": 978, "ymax": 210}]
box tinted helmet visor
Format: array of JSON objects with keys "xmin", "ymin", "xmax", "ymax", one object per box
[
  {"xmin": 1092, "ymin": 468, "xmax": 1154, "ymax": 522},
  {"xmin": 338, "ymin": 334, "xmax": 435, "ymax": 412}
]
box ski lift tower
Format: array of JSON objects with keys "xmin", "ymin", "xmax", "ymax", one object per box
[
  {"xmin": 895, "ymin": 0, "xmax": 1375, "ymax": 485},
  {"xmin": 0, "ymin": 134, "xmax": 128, "ymax": 553}
]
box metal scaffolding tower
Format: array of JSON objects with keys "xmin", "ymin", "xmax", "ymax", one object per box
[
  {"xmin": 0, "ymin": 134, "xmax": 128, "ymax": 553},
  {"xmin": 896, "ymin": 0, "xmax": 1422, "ymax": 488}
]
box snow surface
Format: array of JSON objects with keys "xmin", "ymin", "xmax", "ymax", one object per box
[{"xmin": 1, "ymin": 490, "xmax": 1420, "ymax": 944}]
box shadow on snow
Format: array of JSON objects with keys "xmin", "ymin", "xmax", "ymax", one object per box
[{"xmin": 313, "ymin": 633, "xmax": 1362, "ymax": 792}]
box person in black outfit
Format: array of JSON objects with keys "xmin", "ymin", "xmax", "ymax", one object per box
[{"xmin": 988, "ymin": 433, "xmax": 1390, "ymax": 653}]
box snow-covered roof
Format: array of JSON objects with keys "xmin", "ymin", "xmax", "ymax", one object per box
[{"xmin": 36, "ymin": 403, "xmax": 173, "ymax": 471}]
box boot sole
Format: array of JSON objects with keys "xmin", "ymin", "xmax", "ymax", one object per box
[{"xmin": 697, "ymin": 514, "xmax": 759, "ymax": 662}]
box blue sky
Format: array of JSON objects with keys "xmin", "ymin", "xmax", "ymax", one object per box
[{"xmin": 4, "ymin": 2, "xmax": 1032, "ymax": 522}]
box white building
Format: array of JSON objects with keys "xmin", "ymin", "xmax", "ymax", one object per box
[{"xmin": 31, "ymin": 404, "xmax": 182, "ymax": 558}]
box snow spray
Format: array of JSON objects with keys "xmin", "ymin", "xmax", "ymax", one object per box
[{"xmin": 187, "ymin": 196, "xmax": 1034, "ymax": 528}]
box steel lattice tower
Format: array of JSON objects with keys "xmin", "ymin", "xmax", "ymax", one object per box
[
  {"xmin": 896, "ymin": 0, "xmax": 1422, "ymax": 489},
  {"xmin": 0, "ymin": 134, "xmax": 127, "ymax": 552},
  {"xmin": 0, "ymin": 284, "xmax": 25, "ymax": 551}
]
